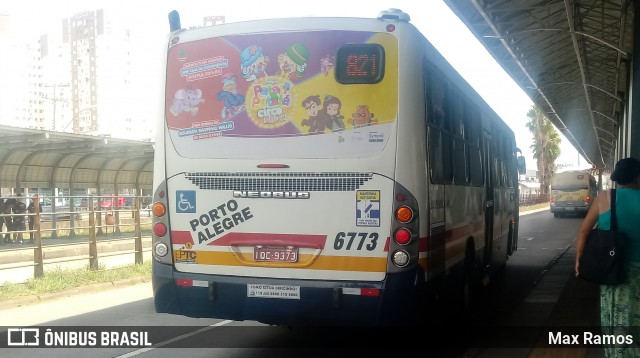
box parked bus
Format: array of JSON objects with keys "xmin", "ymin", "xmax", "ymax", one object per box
[
  {"xmin": 550, "ymin": 170, "xmax": 598, "ymax": 218},
  {"xmin": 151, "ymin": 9, "xmax": 526, "ymax": 326}
]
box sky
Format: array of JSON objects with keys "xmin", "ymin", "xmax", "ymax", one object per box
[{"xmin": 4, "ymin": 0, "xmax": 590, "ymax": 170}]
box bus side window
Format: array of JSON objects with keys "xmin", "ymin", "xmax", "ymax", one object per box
[
  {"xmin": 499, "ymin": 134, "xmax": 507, "ymax": 188},
  {"xmin": 451, "ymin": 91, "xmax": 469, "ymax": 185},
  {"xmin": 466, "ymin": 104, "xmax": 483, "ymax": 186},
  {"xmin": 505, "ymin": 137, "xmax": 516, "ymax": 188},
  {"xmin": 426, "ymin": 68, "xmax": 453, "ymax": 184},
  {"xmin": 491, "ymin": 141, "xmax": 497, "ymax": 187}
]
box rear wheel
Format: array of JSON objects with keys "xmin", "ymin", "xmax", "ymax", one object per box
[
  {"xmin": 461, "ymin": 246, "xmax": 481, "ymax": 319},
  {"xmin": 412, "ymin": 268, "xmax": 427, "ymax": 325},
  {"xmin": 506, "ymin": 221, "xmax": 515, "ymax": 256}
]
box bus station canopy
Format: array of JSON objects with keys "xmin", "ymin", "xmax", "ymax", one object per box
[
  {"xmin": 0, "ymin": 125, "xmax": 154, "ymax": 191},
  {"xmin": 445, "ymin": 0, "xmax": 634, "ymax": 171}
]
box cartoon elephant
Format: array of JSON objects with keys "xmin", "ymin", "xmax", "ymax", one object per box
[{"xmin": 170, "ymin": 88, "xmax": 205, "ymax": 116}]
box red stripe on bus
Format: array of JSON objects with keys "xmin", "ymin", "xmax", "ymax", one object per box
[
  {"xmin": 419, "ymin": 217, "xmax": 485, "ymax": 254},
  {"xmin": 210, "ymin": 232, "xmax": 328, "ymax": 249},
  {"xmin": 172, "ymin": 231, "xmax": 194, "ymax": 245},
  {"xmin": 419, "ymin": 236, "xmax": 428, "ymax": 251}
]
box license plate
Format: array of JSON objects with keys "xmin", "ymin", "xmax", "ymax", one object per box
[{"xmin": 254, "ymin": 246, "xmax": 298, "ymax": 262}]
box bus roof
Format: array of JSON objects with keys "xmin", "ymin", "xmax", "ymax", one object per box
[{"xmin": 551, "ymin": 170, "xmax": 594, "ymax": 186}]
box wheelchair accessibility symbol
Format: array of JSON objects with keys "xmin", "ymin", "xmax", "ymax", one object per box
[{"xmin": 176, "ymin": 190, "xmax": 196, "ymax": 213}]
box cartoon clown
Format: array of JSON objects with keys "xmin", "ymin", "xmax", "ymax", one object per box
[
  {"xmin": 240, "ymin": 45, "xmax": 269, "ymax": 82},
  {"xmin": 216, "ymin": 73, "xmax": 245, "ymax": 119},
  {"xmin": 278, "ymin": 43, "xmax": 309, "ymax": 80}
]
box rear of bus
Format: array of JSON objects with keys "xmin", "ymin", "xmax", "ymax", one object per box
[
  {"xmin": 549, "ymin": 171, "xmax": 594, "ymax": 217},
  {"xmin": 152, "ymin": 10, "xmax": 426, "ymax": 326}
]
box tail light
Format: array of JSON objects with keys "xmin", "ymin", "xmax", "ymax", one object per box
[
  {"xmin": 152, "ymin": 202, "xmax": 166, "ymax": 217},
  {"xmin": 152, "ymin": 185, "xmax": 172, "ymax": 264},
  {"xmin": 389, "ymin": 183, "xmax": 419, "ymax": 271},
  {"xmin": 395, "ymin": 206, "xmax": 413, "ymax": 223},
  {"xmin": 153, "ymin": 222, "xmax": 168, "ymax": 237},
  {"xmin": 394, "ymin": 228, "xmax": 413, "ymax": 245},
  {"xmin": 585, "ymin": 196, "xmax": 591, "ymax": 204},
  {"xmin": 550, "ymin": 198, "xmax": 555, "ymax": 205}
]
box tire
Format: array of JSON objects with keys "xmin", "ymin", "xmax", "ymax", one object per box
[
  {"xmin": 412, "ymin": 268, "xmax": 428, "ymax": 325},
  {"xmin": 506, "ymin": 222, "xmax": 515, "ymax": 256},
  {"xmin": 460, "ymin": 248, "xmax": 481, "ymax": 319}
]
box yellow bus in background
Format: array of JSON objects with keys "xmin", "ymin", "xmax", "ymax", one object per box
[{"xmin": 550, "ymin": 170, "xmax": 597, "ymax": 218}]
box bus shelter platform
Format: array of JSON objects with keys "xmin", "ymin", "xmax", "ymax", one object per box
[{"xmin": 511, "ymin": 243, "xmax": 603, "ymax": 358}]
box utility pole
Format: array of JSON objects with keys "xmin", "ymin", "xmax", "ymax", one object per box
[{"xmin": 42, "ymin": 83, "xmax": 70, "ymax": 130}]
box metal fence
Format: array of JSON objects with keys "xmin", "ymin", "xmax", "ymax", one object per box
[
  {"xmin": 519, "ymin": 192, "xmax": 550, "ymax": 206},
  {"xmin": 0, "ymin": 194, "xmax": 152, "ymax": 281}
]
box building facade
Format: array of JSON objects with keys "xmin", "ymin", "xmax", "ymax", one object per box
[{"xmin": 1, "ymin": 7, "xmax": 152, "ymax": 141}]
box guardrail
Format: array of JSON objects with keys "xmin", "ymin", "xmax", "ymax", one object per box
[{"xmin": 0, "ymin": 194, "xmax": 152, "ymax": 281}]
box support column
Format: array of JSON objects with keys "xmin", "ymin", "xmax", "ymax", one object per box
[{"xmin": 630, "ymin": 3, "xmax": 640, "ymax": 159}]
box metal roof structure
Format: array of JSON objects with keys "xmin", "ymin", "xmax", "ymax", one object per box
[
  {"xmin": 0, "ymin": 125, "xmax": 154, "ymax": 191},
  {"xmin": 445, "ymin": 0, "xmax": 634, "ymax": 171}
]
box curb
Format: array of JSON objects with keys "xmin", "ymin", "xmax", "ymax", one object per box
[
  {"xmin": 0, "ymin": 276, "xmax": 151, "ymax": 311},
  {"xmin": 520, "ymin": 206, "xmax": 550, "ymax": 216}
]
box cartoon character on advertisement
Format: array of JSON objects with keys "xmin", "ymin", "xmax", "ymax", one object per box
[
  {"xmin": 351, "ymin": 105, "xmax": 377, "ymax": 127},
  {"xmin": 216, "ymin": 73, "xmax": 245, "ymax": 119},
  {"xmin": 170, "ymin": 88, "xmax": 205, "ymax": 116},
  {"xmin": 321, "ymin": 95, "xmax": 345, "ymax": 132},
  {"xmin": 278, "ymin": 43, "xmax": 309, "ymax": 80},
  {"xmin": 300, "ymin": 95, "xmax": 326, "ymax": 134},
  {"xmin": 240, "ymin": 45, "xmax": 269, "ymax": 82},
  {"xmin": 320, "ymin": 55, "xmax": 335, "ymax": 76}
]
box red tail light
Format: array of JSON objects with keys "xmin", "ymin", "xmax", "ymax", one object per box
[
  {"xmin": 550, "ymin": 198, "xmax": 555, "ymax": 205},
  {"xmin": 394, "ymin": 228, "xmax": 412, "ymax": 245},
  {"xmin": 586, "ymin": 196, "xmax": 591, "ymax": 204},
  {"xmin": 153, "ymin": 222, "xmax": 168, "ymax": 237}
]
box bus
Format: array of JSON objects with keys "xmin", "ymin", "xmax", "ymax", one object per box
[
  {"xmin": 151, "ymin": 9, "xmax": 526, "ymax": 326},
  {"xmin": 550, "ymin": 170, "xmax": 598, "ymax": 218}
]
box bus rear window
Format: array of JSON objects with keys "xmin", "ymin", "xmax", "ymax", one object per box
[{"xmin": 164, "ymin": 31, "xmax": 397, "ymax": 159}]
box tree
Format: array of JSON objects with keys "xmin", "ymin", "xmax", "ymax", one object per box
[{"xmin": 525, "ymin": 105, "xmax": 561, "ymax": 194}]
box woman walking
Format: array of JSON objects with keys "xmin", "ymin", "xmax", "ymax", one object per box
[{"xmin": 575, "ymin": 157, "xmax": 640, "ymax": 357}]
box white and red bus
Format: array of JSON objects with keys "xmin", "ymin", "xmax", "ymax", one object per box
[{"xmin": 151, "ymin": 8, "xmax": 526, "ymax": 326}]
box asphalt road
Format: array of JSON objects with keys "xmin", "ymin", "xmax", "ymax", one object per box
[{"xmin": 0, "ymin": 208, "xmax": 589, "ymax": 358}]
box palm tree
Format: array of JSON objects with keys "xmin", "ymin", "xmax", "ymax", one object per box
[{"xmin": 525, "ymin": 105, "xmax": 561, "ymax": 194}]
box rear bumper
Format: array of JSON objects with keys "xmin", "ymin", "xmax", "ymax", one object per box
[
  {"xmin": 550, "ymin": 206, "xmax": 589, "ymax": 214},
  {"xmin": 152, "ymin": 260, "xmax": 424, "ymax": 326}
]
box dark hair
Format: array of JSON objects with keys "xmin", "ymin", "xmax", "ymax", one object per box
[{"xmin": 610, "ymin": 157, "xmax": 640, "ymax": 185}]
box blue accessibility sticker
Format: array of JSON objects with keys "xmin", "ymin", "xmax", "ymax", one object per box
[{"xmin": 176, "ymin": 190, "xmax": 196, "ymax": 213}]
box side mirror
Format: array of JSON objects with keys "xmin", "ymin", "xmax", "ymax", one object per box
[{"xmin": 517, "ymin": 156, "xmax": 526, "ymax": 175}]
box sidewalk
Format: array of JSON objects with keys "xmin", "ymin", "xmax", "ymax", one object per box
[{"xmin": 525, "ymin": 243, "xmax": 603, "ymax": 358}]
